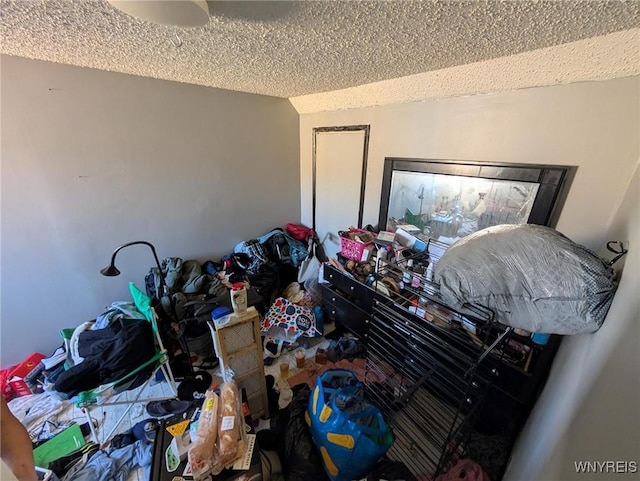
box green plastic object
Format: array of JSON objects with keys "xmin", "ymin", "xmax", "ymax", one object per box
[
  {"xmin": 165, "ymin": 445, "xmax": 180, "ymax": 472},
  {"xmin": 33, "ymin": 423, "xmax": 85, "ymax": 468},
  {"xmin": 129, "ymin": 282, "xmax": 153, "ymax": 322}
]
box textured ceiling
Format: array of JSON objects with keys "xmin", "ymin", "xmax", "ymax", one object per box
[
  {"xmin": 1, "ymin": 1, "xmax": 639, "ymax": 99},
  {"xmin": 291, "ymin": 29, "xmax": 640, "ymax": 113}
]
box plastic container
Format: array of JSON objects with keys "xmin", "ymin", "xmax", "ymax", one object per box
[
  {"xmin": 403, "ymin": 259, "xmax": 414, "ymax": 285},
  {"xmin": 340, "ymin": 229, "xmax": 376, "ymax": 261},
  {"xmin": 531, "ymin": 333, "xmax": 550, "ymax": 345},
  {"xmin": 279, "ymin": 362, "xmax": 289, "ymax": 379},
  {"xmin": 375, "ymin": 247, "xmax": 388, "ymax": 274},
  {"xmin": 295, "ymin": 349, "xmax": 305, "ymax": 368},
  {"xmin": 315, "ymin": 348, "xmax": 327, "ymax": 365},
  {"xmin": 395, "ymin": 228, "xmax": 427, "ymax": 252},
  {"xmin": 423, "ymin": 263, "xmax": 436, "ymax": 296},
  {"xmin": 230, "ymin": 282, "xmax": 247, "ymax": 314},
  {"xmin": 211, "ymin": 306, "xmax": 232, "ymax": 328}
]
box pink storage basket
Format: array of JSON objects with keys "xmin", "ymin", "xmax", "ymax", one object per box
[{"xmin": 340, "ymin": 229, "xmax": 376, "ymax": 261}]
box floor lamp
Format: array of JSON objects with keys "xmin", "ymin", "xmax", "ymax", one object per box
[
  {"xmin": 93, "ymin": 241, "xmax": 180, "ymax": 444},
  {"xmin": 101, "ymin": 241, "xmax": 194, "ymax": 377},
  {"xmin": 100, "ymin": 240, "xmax": 169, "ymax": 298}
]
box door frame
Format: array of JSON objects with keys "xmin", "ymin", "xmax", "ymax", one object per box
[{"xmin": 312, "ymin": 125, "xmax": 371, "ymax": 232}]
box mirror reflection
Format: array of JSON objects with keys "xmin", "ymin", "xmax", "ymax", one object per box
[{"xmin": 386, "ymin": 171, "xmax": 539, "ymax": 241}]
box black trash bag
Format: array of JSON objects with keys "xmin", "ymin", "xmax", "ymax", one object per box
[
  {"xmin": 367, "ymin": 459, "xmax": 416, "ymax": 481},
  {"xmin": 248, "ymin": 267, "xmax": 280, "ymax": 307},
  {"xmin": 271, "ymin": 385, "xmax": 329, "ymax": 481}
]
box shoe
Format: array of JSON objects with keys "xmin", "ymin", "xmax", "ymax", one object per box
[
  {"xmin": 177, "ymin": 370, "xmax": 213, "ymax": 403},
  {"xmin": 146, "ymin": 399, "xmax": 192, "ymax": 417}
]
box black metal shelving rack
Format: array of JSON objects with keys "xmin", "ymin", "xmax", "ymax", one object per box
[{"xmin": 364, "ymin": 239, "xmax": 516, "ymax": 477}]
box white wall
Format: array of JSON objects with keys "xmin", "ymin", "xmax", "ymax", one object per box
[
  {"xmin": 510, "ymin": 161, "xmax": 639, "ymax": 481},
  {"xmin": 299, "ymin": 77, "xmax": 639, "ymax": 249},
  {"xmin": 0, "ymin": 55, "xmax": 300, "ymax": 366},
  {"xmin": 298, "ymin": 76, "xmax": 639, "ymax": 478}
]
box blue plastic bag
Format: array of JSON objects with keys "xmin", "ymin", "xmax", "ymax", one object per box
[{"xmin": 307, "ymin": 369, "xmax": 394, "ymax": 481}]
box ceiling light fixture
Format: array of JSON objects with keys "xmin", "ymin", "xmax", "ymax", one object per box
[{"xmin": 107, "ymin": 1, "xmax": 210, "ymax": 27}]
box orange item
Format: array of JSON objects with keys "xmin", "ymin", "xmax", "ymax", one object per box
[{"xmin": 166, "ymin": 420, "xmax": 190, "ymax": 437}]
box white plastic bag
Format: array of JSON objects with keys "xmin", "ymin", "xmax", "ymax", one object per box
[{"xmin": 297, "ymin": 239, "xmax": 319, "ymax": 284}]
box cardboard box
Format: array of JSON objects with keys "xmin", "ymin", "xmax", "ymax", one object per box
[
  {"xmin": 6, "ymin": 352, "xmax": 46, "ymax": 397},
  {"xmin": 10, "ymin": 352, "xmax": 46, "ymax": 378}
]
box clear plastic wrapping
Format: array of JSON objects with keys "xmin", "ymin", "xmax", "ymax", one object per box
[
  {"xmin": 187, "ymin": 374, "xmax": 247, "ymax": 479},
  {"xmin": 187, "ymin": 389, "xmax": 219, "ymax": 479},
  {"xmin": 215, "ymin": 380, "xmax": 244, "ymax": 469}
]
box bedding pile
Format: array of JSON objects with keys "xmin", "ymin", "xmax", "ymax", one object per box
[{"xmin": 434, "ymin": 224, "xmax": 617, "ymax": 335}]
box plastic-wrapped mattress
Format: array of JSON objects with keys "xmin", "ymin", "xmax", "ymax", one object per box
[{"xmin": 434, "ymin": 224, "xmax": 616, "ymax": 335}]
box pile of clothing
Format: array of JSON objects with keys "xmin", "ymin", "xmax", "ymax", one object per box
[
  {"xmin": 7, "ymin": 393, "xmax": 155, "ymax": 481},
  {"xmin": 54, "ymin": 314, "xmax": 155, "ymax": 397}
]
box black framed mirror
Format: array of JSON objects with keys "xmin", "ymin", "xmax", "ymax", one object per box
[{"xmin": 378, "ymin": 158, "xmax": 576, "ymax": 242}]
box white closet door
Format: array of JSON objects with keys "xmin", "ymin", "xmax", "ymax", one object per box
[{"xmin": 314, "ymin": 129, "xmax": 368, "ymax": 259}]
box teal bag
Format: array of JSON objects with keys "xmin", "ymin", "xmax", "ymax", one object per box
[{"xmin": 307, "ymin": 369, "xmax": 394, "ymax": 481}]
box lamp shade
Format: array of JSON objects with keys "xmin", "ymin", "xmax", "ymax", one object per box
[
  {"xmin": 100, "ymin": 241, "xmax": 169, "ymax": 298},
  {"xmin": 100, "ymin": 264, "xmax": 121, "ymax": 276},
  {"xmin": 107, "ymin": 1, "xmax": 210, "ymax": 27}
]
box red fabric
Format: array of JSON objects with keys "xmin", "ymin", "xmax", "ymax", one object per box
[{"xmin": 286, "ymin": 223, "xmax": 315, "ymax": 242}]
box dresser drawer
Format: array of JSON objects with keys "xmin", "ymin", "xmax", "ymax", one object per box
[
  {"xmin": 322, "ymin": 284, "xmax": 370, "ymax": 340},
  {"xmin": 474, "ymin": 354, "xmax": 532, "ymax": 404},
  {"xmin": 323, "ymin": 265, "xmax": 375, "ymax": 311}
]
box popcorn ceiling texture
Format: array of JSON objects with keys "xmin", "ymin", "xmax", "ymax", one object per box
[
  {"xmin": 290, "ymin": 29, "xmax": 640, "ymax": 114},
  {"xmin": 1, "ymin": 0, "xmax": 638, "ymax": 101}
]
